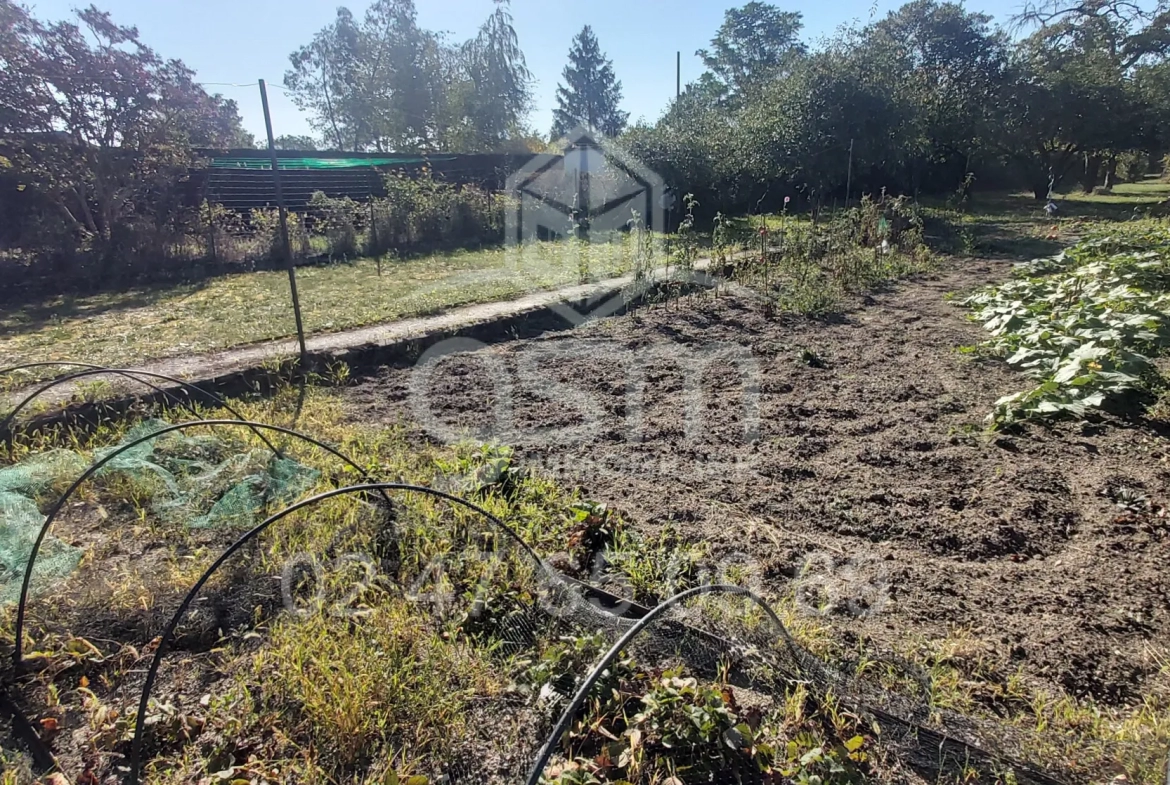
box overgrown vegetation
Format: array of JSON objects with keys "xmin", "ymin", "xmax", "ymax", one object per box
[
  {"xmin": 726, "ymin": 195, "xmax": 934, "ymax": 316},
  {"xmin": 959, "ymin": 221, "xmax": 1170, "ymax": 427}
]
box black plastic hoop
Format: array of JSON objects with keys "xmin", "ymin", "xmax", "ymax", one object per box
[{"xmin": 126, "ymin": 481, "xmax": 544, "ymax": 783}]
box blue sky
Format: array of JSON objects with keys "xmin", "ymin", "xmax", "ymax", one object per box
[{"xmin": 27, "ymin": 0, "xmax": 1028, "ymax": 144}]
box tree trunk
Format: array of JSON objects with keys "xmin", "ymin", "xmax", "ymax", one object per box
[
  {"xmin": 1103, "ymin": 155, "xmax": 1117, "ymax": 190},
  {"xmin": 1081, "ymin": 154, "xmax": 1100, "ymax": 193}
]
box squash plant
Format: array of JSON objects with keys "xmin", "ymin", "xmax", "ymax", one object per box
[{"xmin": 960, "ymin": 223, "xmax": 1170, "ymax": 427}]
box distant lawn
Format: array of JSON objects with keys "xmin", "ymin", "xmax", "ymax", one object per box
[
  {"xmin": 739, "ymin": 182, "xmax": 1169, "ymax": 262},
  {"xmin": 1061, "ymin": 178, "xmax": 1170, "ymax": 207},
  {"xmin": 0, "ymin": 240, "xmax": 639, "ymax": 376}
]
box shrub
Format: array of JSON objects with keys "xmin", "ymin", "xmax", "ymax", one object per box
[
  {"xmin": 250, "ymin": 207, "xmax": 311, "ymax": 261},
  {"xmin": 370, "ymin": 171, "xmax": 506, "ymax": 257},
  {"xmin": 306, "ymin": 191, "xmax": 362, "ymax": 258}
]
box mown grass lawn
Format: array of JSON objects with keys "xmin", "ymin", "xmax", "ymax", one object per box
[{"xmin": 0, "ymin": 240, "xmax": 638, "ymax": 373}]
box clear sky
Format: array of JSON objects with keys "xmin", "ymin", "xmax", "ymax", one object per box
[{"xmin": 26, "ymin": 0, "xmax": 1029, "ymax": 144}]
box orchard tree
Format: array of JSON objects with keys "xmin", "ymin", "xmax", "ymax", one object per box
[
  {"xmin": 862, "ymin": 1, "xmax": 1008, "ymax": 187},
  {"xmin": 1006, "ymin": 0, "xmax": 1170, "ymax": 192},
  {"xmin": 625, "ymin": 88, "xmax": 740, "ymax": 212},
  {"xmin": 1134, "ymin": 59, "xmax": 1170, "ymax": 169},
  {"xmin": 697, "ymin": 2, "xmax": 805, "ymax": 102},
  {"xmin": 552, "ymin": 26, "xmax": 628, "ymax": 137}
]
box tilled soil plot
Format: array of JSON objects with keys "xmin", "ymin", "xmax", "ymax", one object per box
[{"xmin": 344, "ymin": 260, "xmax": 1170, "ymax": 709}]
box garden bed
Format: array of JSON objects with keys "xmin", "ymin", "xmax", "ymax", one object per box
[{"xmin": 345, "ymin": 256, "xmax": 1170, "ymax": 779}]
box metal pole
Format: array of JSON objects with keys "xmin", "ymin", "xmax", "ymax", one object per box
[
  {"xmin": 845, "ymin": 138, "xmax": 854, "ymax": 207},
  {"xmin": 204, "ymin": 190, "xmax": 217, "ymax": 265},
  {"xmin": 676, "ymin": 51, "xmax": 681, "ymax": 98},
  {"xmin": 369, "ymin": 198, "xmax": 378, "ymax": 254},
  {"xmin": 259, "ymin": 78, "xmax": 308, "ymax": 367}
]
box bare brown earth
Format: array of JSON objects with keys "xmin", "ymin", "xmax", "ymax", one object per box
[{"xmin": 343, "ymin": 260, "xmax": 1170, "ymax": 708}]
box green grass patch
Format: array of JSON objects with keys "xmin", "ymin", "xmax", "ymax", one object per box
[{"xmin": 0, "ymin": 239, "xmax": 640, "ymax": 375}]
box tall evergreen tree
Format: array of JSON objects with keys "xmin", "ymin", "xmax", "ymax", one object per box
[{"xmin": 551, "ymin": 26, "xmax": 628, "ymax": 137}]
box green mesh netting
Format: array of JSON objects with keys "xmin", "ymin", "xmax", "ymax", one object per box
[
  {"xmin": 94, "ymin": 421, "xmax": 321, "ymax": 529},
  {"xmin": 208, "ymin": 155, "xmax": 456, "ymax": 170},
  {"xmin": 0, "ymin": 450, "xmax": 88, "ymax": 603},
  {"xmin": 0, "ymin": 492, "xmax": 83, "ymax": 604},
  {"xmin": 0, "ymin": 421, "xmax": 321, "ymax": 603}
]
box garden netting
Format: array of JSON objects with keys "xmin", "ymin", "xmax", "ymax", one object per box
[{"xmin": 0, "ymin": 420, "xmax": 319, "ymax": 603}]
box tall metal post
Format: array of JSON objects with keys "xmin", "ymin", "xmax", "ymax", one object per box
[
  {"xmin": 676, "ymin": 51, "xmax": 681, "ymax": 98},
  {"xmin": 259, "ymin": 78, "xmax": 308, "ymax": 367},
  {"xmin": 845, "ymin": 138, "xmax": 854, "ymax": 207}
]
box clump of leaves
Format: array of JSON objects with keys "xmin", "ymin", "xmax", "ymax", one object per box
[
  {"xmin": 603, "ymin": 527, "xmax": 706, "ymax": 605},
  {"xmin": 797, "ymin": 347, "xmax": 827, "ymax": 368},
  {"xmin": 548, "ymin": 670, "xmax": 870, "ymax": 784},
  {"xmin": 778, "ymin": 731, "xmax": 868, "ymax": 785},
  {"xmin": 548, "ymin": 671, "xmax": 775, "ymax": 783},
  {"xmin": 515, "ymin": 631, "xmax": 612, "ymax": 698},
  {"xmin": 959, "ymin": 222, "xmax": 1170, "ymax": 427},
  {"xmin": 434, "ymin": 443, "xmax": 526, "ymax": 498},
  {"xmin": 617, "ymin": 673, "xmax": 775, "ymax": 779},
  {"xmin": 565, "ymin": 501, "xmax": 623, "ymax": 573}
]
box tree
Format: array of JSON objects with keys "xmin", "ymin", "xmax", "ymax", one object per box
[
  {"xmin": 456, "ymin": 0, "xmax": 532, "ymax": 150},
  {"xmin": 1135, "ymin": 59, "xmax": 1170, "ymax": 169},
  {"xmin": 283, "ymin": 8, "xmax": 361, "ymax": 150},
  {"xmin": 273, "ymin": 134, "xmax": 320, "ymax": 150},
  {"xmin": 284, "ymin": 0, "xmax": 445, "ymax": 151},
  {"xmin": 628, "ymin": 1, "xmax": 1010, "ymax": 208},
  {"xmin": 0, "ymin": 1, "xmax": 48, "ymax": 136},
  {"xmin": 996, "ymin": 0, "xmax": 1167, "ymax": 195},
  {"xmin": 552, "ymin": 26, "xmax": 628, "ymax": 137},
  {"xmin": 857, "ymin": 1, "xmax": 1009, "ymax": 192},
  {"xmin": 697, "ymin": 2, "xmax": 805, "ymax": 102},
  {"xmin": 356, "ymin": 0, "xmax": 446, "ymax": 150},
  {"xmin": 1015, "ymin": 0, "xmax": 1170, "ymax": 69},
  {"xmin": 626, "ymin": 88, "xmax": 741, "ymax": 212},
  {"xmin": 0, "ymin": 2, "xmax": 248, "ymax": 246},
  {"xmin": 285, "ymin": 0, "xmax": 534, "ymax": 152}
]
